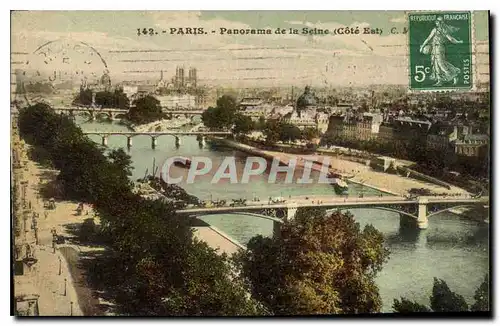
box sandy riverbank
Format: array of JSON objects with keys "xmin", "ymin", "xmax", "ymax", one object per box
[
  {"xmin": 211, "ymin": 138, "xmax": 467, "ymax": 196},
  {"xmin": 265, "ymin": 150, "xmax": 468, "ymax": 196},
  {"xmin": 132, "ymin": 117, "xmax": 192, "ymax": 132}
]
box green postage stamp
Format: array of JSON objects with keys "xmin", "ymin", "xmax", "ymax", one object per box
[{"xmin": 408, "ymin": 12, "xmax": 473, "ymax": 91}]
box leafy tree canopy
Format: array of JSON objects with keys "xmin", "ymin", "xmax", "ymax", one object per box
[
  {"xmin": 234, "ymin": 208, "xmax": 390, "ymax": 315},
  {"xmin": 202, "ymin": 95, "xmax": 238, "ymax": 130},
  {"xmin": 129, "ymin": 95, "xmax": 163, "ymax": 124},
  {"xmin": 393, "ymin": 275, "xmax": 489, "ymax": 313}
]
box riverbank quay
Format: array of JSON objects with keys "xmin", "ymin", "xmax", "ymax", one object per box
[
  {"xmin": 130, "ymin": 117, "xmax": 192, "ymax": 132},
  {"xmin": 210, "ymin": 137, "xmax": 468, "ymax": 197},
  {"xmin": 192, "ymin": 219, "xmax": 245, "ymax": 256},
  {"xmin": 11, "ymin": 114, "xmax": 116, "ymax": 316},
  {"xmin": 12, "ymin": 132, "xmax": 89, "ymax": 316}
]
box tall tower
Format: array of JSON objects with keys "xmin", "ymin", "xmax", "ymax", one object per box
[
  {"xmin": 175, "ymin": 67, "xmax": 180, "ymax": 88},
  {"xmin": 179, "ymin": 66, "xmax": 185, "ymax": 87},
  {"xmin": 189, "ymin": 67, "xmax": 197, "ymax": 88}
]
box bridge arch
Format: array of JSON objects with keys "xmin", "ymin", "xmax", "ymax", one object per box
[
  {"xmin": 192, "ymin": 211, "xmax": 283, "ymax": 223},
  {"xmin": 94, "ymin": 111, "xmax": 113, "ymax": 120},
  {"xmin": 326, "ymin": 206, "xmax": 418, "ymax": 220},
  {"xmin": 426, "ymin": 204, "xmax": 485, "ymax": 219}
]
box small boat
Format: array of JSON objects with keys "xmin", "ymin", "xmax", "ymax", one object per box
[
  {"xmin": 332, "ymin": 178, "xmax": 349, "ymax": 195},
  {"xmin": 174, "ymin": 157, "xmax": 191, "ymax": 168},
  {"xmin": 328, "ymin": 171, "xmax": 341, "ymax": 179}
]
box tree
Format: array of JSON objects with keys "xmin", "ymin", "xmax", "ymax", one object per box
[
  {"xmin": 235, "ymin": 208, "xmax": 390, "ymax": 315},
  {"xmin": 255, "ymin": 116, "xmax": 266, "ymax": 131},
  {"xmin": 73, "ymin": 87, "xmax": 94, "ymax": 106},
  {"xmin": 301, "ymin": 127, "xmax": 320, "ymax": 142},
  {"xmin": 470, "ymin": 274, "xmax": 489, "ymax": 312},
  {"xmin": 262, "ymin": 119, "xmax": 282, "ymax": 145},
  {"xmin": 95, "ymin": 91, "xmax": 115, "ymax": 108},
  {"xmin": 201, "ymin": 95, "xmax": 238, "ymax": 130},
  {"xmin": 430, "ymin": 278, "xmax": 469, "ymax": 312},
  {"xmin": 108, "ymin": 148, "xmax": 134, "ymax": 177},
  {"xmin": 129, "ymin": 95, "xmax": 163, "ymax": 124},
  {"xmin": 392, "ymin": 298, "xmax": 431, "ymax": 313},
  {"xmin": 279, "ymin": 123, "xmax": 302, "ymax": 143},
  {"xmin": 393, "ymin": 276, "xmax": 489, "ymax": 313},
  {"xmin": 233, "ymin": 114, "xmax": 254, "ymax": 135},
  {"xmin": 114, "ymin": 88, "xmax": 130, "ymax": 109}
]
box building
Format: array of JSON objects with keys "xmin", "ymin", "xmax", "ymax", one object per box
[
  {"xmin": 122, "ymin": 85, "xmax": 138, "ymax": 100},
  {"xmin": 426, "ymin": 124, "xmax": 458, "ymax": 152},
  {"xmin": 378, "ymin": 122, "xmax": 395, "ymax": 144},
  {"xmin": 136, "ymin": 84, "xmax": 157, "ymax": 98},
  {"xmin": 239, "ymin": 98, "xmax": 271, "ymax": 120},
  {"xmin": 454, "ymin": 134, "xmax": 489, "ymax": 157},
  {"xmin": 239, "ymin": 98, "xmax": 264, "ymax": 109},
  {"xmin": 329, "ymin": 103, "xmax": 355, "ymax": 115},
  {"xmin": 157, "ymin": 94, "xmax": 197, "ymax": 109},
  {"xmin": 270, "ymin": 105, "xmax": 294, "ymax": 119},
  {"xmin": 173, "ymin": 66, "xmax": 197, "ymax": 89},
  {"xmin": 392, "ymin": 117, "xmax": 432, "ymax": 145},
  {"xmin": 324, "ymin": 113, "xmax": 383, "ymax": 141},
  {"xmin": 296, "ymin": 86, "xmax": 318, "ymax": 112},
  {"xmin": 316, "ymin": 112, "xmax": 330, "ymax": 133}
]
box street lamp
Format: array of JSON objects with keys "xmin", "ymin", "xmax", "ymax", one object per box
[
  {"xmin": 58, "ymin": 256, "xmax": 62, "ymax": 275},
  {"xmin": 64, "ymin": 278, "xmax": 67, "ymax": 296}
]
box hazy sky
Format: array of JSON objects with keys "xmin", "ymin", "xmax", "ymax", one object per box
[{"xmin": 11, "ymin": 11, "xmax": 490, "ymax": 87}]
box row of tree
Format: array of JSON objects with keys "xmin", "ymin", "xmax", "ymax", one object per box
[
  {"xmin": 74, "ymin": 89, "xmax": 165, "ymax": 125},
  {"xmin": 321, "ymin": 134, "xmax": 489, "ymax": 179},
  {"xmin": 74, "ymin": 88, "xmax": 130, "ymax": 110},
  {"xmin": 17, "ymin": 103, "xmax": 262, "ymax": 316}
]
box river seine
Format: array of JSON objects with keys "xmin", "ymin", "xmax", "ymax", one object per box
[{"xmin": 79, "ymin": 118, "xmax": 489, "ymax": 313}]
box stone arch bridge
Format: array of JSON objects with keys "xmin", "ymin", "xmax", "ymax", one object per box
[{"xmin": 82, "ymin": 131, "xmax": 231, "ymax": 149}]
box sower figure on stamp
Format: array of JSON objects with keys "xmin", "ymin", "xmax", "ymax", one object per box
[{"xmin": 419, "ymin": 16, "xmax": 464, "ymax": 86}]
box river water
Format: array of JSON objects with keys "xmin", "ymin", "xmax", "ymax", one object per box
[{"xmin": 79, "ymin": 118, "xmax": 489, "ymax": 313}]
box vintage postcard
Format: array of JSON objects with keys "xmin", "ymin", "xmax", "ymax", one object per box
[{"xmin": 11, "ymin": 11, "xmax": 490, "ymax": 316}]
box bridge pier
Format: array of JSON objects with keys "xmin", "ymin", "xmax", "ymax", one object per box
[
  {"xmin": 273, "ymin": 203, "xmax": 298, "ymax": 239},
  {"xmin": 198, "ymin": 136, "xmax": 206, "ymax": 148},
  {"xmin": 273, "ymin": 221, "xmax": 282, "ymax": 239},
  {"xmin": 151, "ymin": 136, "xmax": 158, "ymax": 149},
  {"xmin": 101, "ymin": 136, "xmax": 108, "ymax": 146},
  {"xmin": 127, "ymin": 136, "xmax": 133, "ymax": 148},
  {"xmin": 286, "ymin": 203, "xmax": 298, "ymax": 221},
  {"xmin": 417, "ymin": 198, "xmax": 429, "ymax": 229},
  {"xmin": 175, "ymin": 136, "xmax": 181, "ymax": 148},
  {"xmin": 88, "ymin": 111, "xmax": 95, "ymax": 121}
]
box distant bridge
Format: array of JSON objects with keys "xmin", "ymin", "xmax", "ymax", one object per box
[
  {"xmin": 177, "ymin": 195, "xmax": 489, "ymax": 233},
  {"xmin": 162, "ymin": 110, "xmax": 204, "ymax": 115},
  {"xmin": 82, "ymin": 130, "xmax": 231, "ymax": 148},
  {"xmin": 53, "ymin": 106, "xmax": 205, "ymax": 120},
  {"xmin": 53, "ymin": 106, "xmax": 128, "ymax": 120}
]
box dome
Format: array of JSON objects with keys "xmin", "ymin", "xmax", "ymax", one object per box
[
  {"xmin": 100, "ymin": 72, "xmax": 111, "ymax": 86},
  {"xmin": 296, "ymin": 86, "xmax": 317, "ymax": 109}
]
